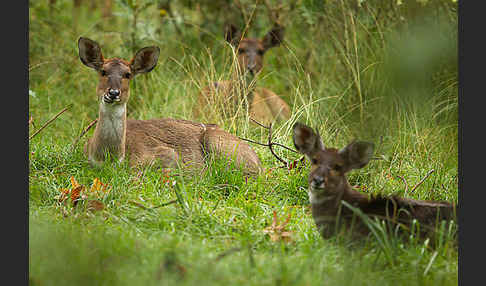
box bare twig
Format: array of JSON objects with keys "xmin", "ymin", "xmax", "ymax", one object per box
[
  {"xmin": 29, "ymin": 105, "xmax": 72, "ymax": 140},
  {"xmin": 411, "ymin": 169, "xmax": 435, "ymax": 193},
  {"xmin": 267, "ymin": 122, "xmax": 287, "ymax": 165},
  {"xmin": 129, "ymin": 200, "xmax": 149, "ymax": 210},
  {"xmin": 71, "ymin": 118, "xmax": 98, "ymax": 149},
  {"xmin": 214, "ymin": 247, "xmax": 242, "ymax": 262},
  {"xmin": 241, "ymin": 117, "xmax": 303, "ymax": 169},
  {"xmin": 152, "ymin": 200, "xmax": 178, "ymax": 209},
  {"xmin": 129, "ymin": 199, "xmax": 177, "ymax": 211},
  {"xmin": 396, "ymin": 175, "xmax": 409, "ymax": 194},
  {"xmin": 249, "ymin": 117, "xmax": 268, "ymax": 129},
  {"xmin": 238, "ymin": 137, "xmax": 297, "ymax": 153}
]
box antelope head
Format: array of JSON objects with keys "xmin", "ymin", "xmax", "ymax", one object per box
[
  {"xmin": 78, "ymin": 37, "xmax": 160, "ymax": 105},
  {"xmin": 292, "ymin": 123, "xmax": 375, "ymax": 195},
  {"xmin": 224, "ymin": 24, "xmax": 284, "ymax": 79}
]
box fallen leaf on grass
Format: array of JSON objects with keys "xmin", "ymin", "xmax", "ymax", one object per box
[
  {"xmin": 263, "ymin": 210, "xmax": 294, "ymax": 243},
  {"xmin": 161, "ymin": 169, "xmax": 175, "ymax": 186},
  {"xmin": 57, "ymin": 176, "xmax": 110, "ymax": 210},
  {"xmin": 70, "ymin": 185, "xmax": 84, "ymax": 206},
  {"xmin": 89, "ymin": 177, "xmax": 112, "ymax": 194}
]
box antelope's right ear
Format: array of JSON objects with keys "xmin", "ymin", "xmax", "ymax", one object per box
[
  {"xmin": 262, "ymin": 24, "xmax": 285, "ymax": 50},
  {"xmin": 78, "ymin": 37, "xmax": 104, "ymax": 71},
  {"xmin": 292, "ymin": 122, "xmax": 324, "ymax": 157},
  {"xmin": 224, "ymin": 24, "xmax": 242, "ymax": 46},
  {"xmin": 338, "ymin": 140, "xmax": 374, "ymax": 172}
]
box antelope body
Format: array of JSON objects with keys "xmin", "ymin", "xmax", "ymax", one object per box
[
  {"xmin": 197, "ymin": 24, "xmax": 291, "ymax": 124},
  {"xmin": 78, "ymin": 37, "xmax": 262, "ymax": 175},
  {"xmin": 292, "ymin": 123, "xmax": 457, "ymax": 240}
]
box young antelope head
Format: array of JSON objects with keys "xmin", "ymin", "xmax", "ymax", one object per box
[
  {"xmin": 292, "ymin": 123, "xmax": 375, "ymax": 195},
  {"xmin": 78, "ymin": 37, "xmax": 160, "ymax": 105},
  {"xmin": 224, "ymin": 24, "xmax": 284, "ymax": 78}
]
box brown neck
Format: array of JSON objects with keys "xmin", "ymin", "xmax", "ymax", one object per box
[
  {"xmin": 88, "ymin": 101, "xmax": 127, "ymax": 165},
  {"xmin": 308, "ymin": 176, "xmax": 371, "ymax": 237},
  {"xmin": 309, "ymin": 178, "xmax": 369, "ymax": 215}
]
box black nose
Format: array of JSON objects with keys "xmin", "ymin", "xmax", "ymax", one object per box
[
  {"xmin": 108, "ymin": 89, "xmax": 120, "ymax": 98},
  {"xmin": 312, "ymin": 176, "xmax": 325, "ymax": 186}
]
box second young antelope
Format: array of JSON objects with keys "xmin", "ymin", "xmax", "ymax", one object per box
[
  {"xmin": 197, "ymin": 24, "xmax": 291, "ymax": 124},
  {"xmin": 78, "ymin": 37, "xmax": 262, "ymax": 175},
  {"xmin": 292, "ymin": 123, "xmax": 457, "ymax": 241}
]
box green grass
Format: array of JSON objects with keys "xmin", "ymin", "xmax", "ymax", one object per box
[{"xmin": 29, "ymin": 1, "xmax": 457, "ymax": 285}]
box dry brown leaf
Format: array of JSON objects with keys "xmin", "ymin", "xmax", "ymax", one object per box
[
  {"xmin": 71, "ymin": 185, "xmax": 84, "ymax": 207},
  {"xmin": 89, "ymin": 177, "xmax": 111, "ymax": 194},
  {"xmin": 58, "ymin": 176, "xmax": 110, "ymax": 208},
  {"xmin": 263, "ymin": 210, "xmax": 294, "ymax": 243}
]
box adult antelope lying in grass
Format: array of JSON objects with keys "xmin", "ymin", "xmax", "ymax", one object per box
[
  {"xmin": 78, "ymin": 37, "xmax": 262, "ymax": 175},
  {"xmin": 292, "ymin": 122, "xmax": 457, "ymax": 241},
  {"xmin": 196, "ymin": 24, "xmax": 291, "ymax": 124}
]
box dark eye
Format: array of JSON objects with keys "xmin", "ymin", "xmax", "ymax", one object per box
[
  {"xmin": 124, "ymin": 72, "xmax": 131, "ymax": 79},
  {"xmin": 238, "ymin": 48, "xmax": 246, "ymax": 54},
  {"xmin": 311, "ymin": 158, "xmax": 318, "ymax": 164},
  {"xmin": 257, "ymin": 50, "xmax": 264, "ymax": 55},
  {"xmin": 101, "ymin": 70, "xmax": 107, "ymax": 76},
  {"xmin": 333, "ymin": 164, "xmax": 343, "ymax": 171}
]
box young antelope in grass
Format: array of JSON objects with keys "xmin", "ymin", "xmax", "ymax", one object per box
[{"xmin": 292, "ymin": 122, "xmax": 457, "ymax": 241}]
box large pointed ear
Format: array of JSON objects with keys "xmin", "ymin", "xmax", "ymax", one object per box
[
  {"xmin": 262, "ymin": 24, "xmax": 285, "ymax": 50},
  {"xmin": 292, "ymin": 122, "xmax": 324, "ymax": 158},
  {"xmin": 224, "ymin": 24, "xmax": 242, "ymax": 46},
  {"xmin": 78, "ymin": 37, "xmax": 104, "ymax": 71},
  {"xmin": 130, "ymin": 46, "xmax": 160, "ymax": 75},
  {"xmin": 338, "ymin": 141, "xmax": 374, "ymax": 172}
]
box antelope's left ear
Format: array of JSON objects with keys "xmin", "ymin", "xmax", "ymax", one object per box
[
  {"xmin": 130, "ymin": 46, "xmax": 160, "ymax": 75},
  {"xmin": 262, "ymin": 24, "xmax": 285, "ymax": 50},
  {"xmin": 292, "ymin": 122, "xmax": 324, "ymax": 158},
  {"xmin": 338, "ymin": 141, "xmax": 374, "ymax": 172}
]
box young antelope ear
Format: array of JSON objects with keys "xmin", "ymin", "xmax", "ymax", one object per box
[
  {"xmin": 130, "ymin": 46, "xmax": 160, "ymax": 75},
  {"xmin": 78, "ymin": 37, "xmax": 104, "ymax": 71},
  {"xmin": 292, "ymin": 122, "xmax": 324, "ymax": 157},
  {"xmin": 224, "ymin": 24, "xmax": 242, "ymax": 46},
  {"xmin": 262, "ymin": 24, "xmax": 285, "ymax": 50},
  {"xmin": 338, "ymin": 141, "xmax": 375, "ymax": 172}
]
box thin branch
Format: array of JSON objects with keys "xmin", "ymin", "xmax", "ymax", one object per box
[
  {"xmin": 267, "ymin": 122, "xmax": 288, "ymax": 165},
  {"xmin": 249, "ymin": 117, "xmax": 268, "ymax": 129},
  {"xmin": 71, "ymin": 118, "xmax": 98, "ymax": 150},
  {"xmin": 411, "ymin": 169, "xmax": 435, "ymax": 193},
  {"xmin": 129, "ymin": 200, "xmax": 149, "ymax": 210},
  {"xmin": 395, "ymin": 175, "xmax": 409, "ymax": 194},
  {"xmin": 213, "ymin": 247, "xmax": 242, "ymax": 262},
  {"xmin": 29, "ymin": 105, "xmax": 72, "ymax": 141},
  {"xmin": 241, "ymin": 117, "xmax": 304, "ymax": 169},
  {"xmin": 152, "ymin": 199, "xmax": 178, "ymax": 209},
  {"xmin": 129, "ymin": 199, "xmax": 177, "ymax": 211},
  {"xmin": 239, "ymin": 137, "xmax": 298, "ymax": 153}
]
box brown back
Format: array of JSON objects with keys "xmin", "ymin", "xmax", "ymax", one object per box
[{"xmin": 292, "ymin": 122, "xmax": 457, "ymax": 241}]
